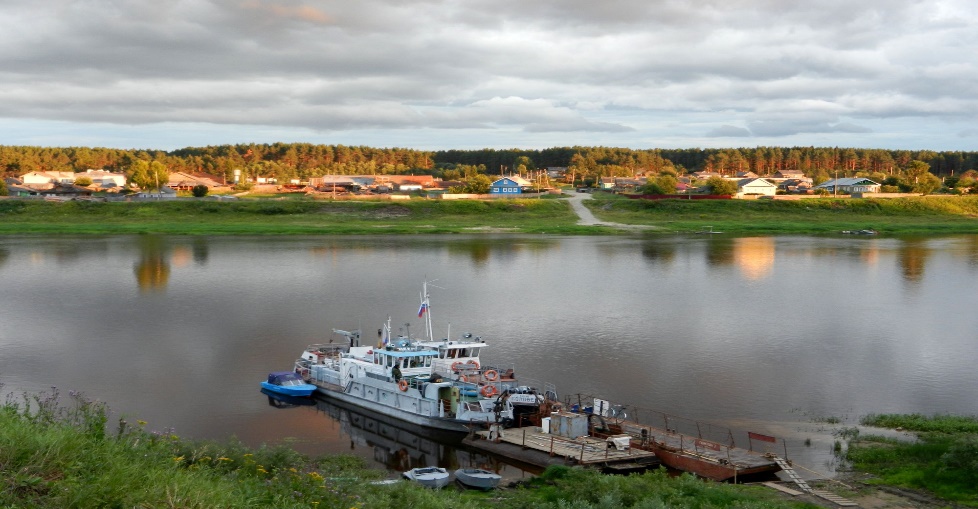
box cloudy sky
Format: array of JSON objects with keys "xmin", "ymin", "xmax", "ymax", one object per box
[{"xmin": 1, "ymin": 0, "xmax": 975, "ymax": 151}]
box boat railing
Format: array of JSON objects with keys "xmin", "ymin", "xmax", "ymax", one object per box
[
  {"xmin": 309, "ymin": 365, "xmax": 343, "ymax": 386},
  {"xmin": 565, "ymin": 393, "xmax": 784, "ymax": 458}
]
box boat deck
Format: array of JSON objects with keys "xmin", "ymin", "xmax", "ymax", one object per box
[
  {"xmin": 466, "ymin": 426, "xmax": 659, "ymax": 468},
  {"xmin": 612, "ymin": 420, "xmax": 778, "ymax": 471}
]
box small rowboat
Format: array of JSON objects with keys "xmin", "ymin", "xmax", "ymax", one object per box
[
  {"xmin": 402, "ymin": 467, "xmax": 451, "ymax": 489},
  {"xmin": 454, "ymin": 468, "xmax": 501, "ymax": 490}
]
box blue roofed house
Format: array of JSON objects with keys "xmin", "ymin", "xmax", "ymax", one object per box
[{"xmin": 490, "ymin": 176, "xmax": 532, "ymax": 195}]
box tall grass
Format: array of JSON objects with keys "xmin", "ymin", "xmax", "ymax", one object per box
[{"xmin": 846, "ymin": 414, "xmax": 978, "ymax": 505}]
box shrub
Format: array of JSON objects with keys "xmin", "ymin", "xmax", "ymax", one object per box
[{"xmin": 191, "ymin": 185, "xmax": 209, "ymax": 198}]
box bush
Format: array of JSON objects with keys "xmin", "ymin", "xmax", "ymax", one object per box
[{"xmin": 191, "ymin": 185, "xmax": 209, "ymax": 198}]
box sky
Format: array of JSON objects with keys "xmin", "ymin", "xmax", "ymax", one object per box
[{"xmin": 1, "ymin": 0, "xmax": 976, "ymax": 152}]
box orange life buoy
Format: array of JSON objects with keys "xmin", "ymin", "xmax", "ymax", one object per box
[
  {"xmin": 451, "ymin": 361, "xmax": 463, "ymax": 372},
  {"xmin": 466, "ymin": 360, "xmax": 480, "ymax": 369},
  {"xmin": 458, "ymin": 375, "xmax": 468, "ymax": 382},
  {"xmin": 481, "ymin": 385, "xmax": 498, "ymax": 398},
  {"xmin": 398, "ymin": 379, "xmax": 409, "ymax": 392},
  {"xmin": 483, "ymin": 369, "xmax": 499, "ymax": 381}
]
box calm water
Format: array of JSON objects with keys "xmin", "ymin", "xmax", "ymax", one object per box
[{"xmin": 2, "ymin": 234, "xmax": 977, "ymax": 478}]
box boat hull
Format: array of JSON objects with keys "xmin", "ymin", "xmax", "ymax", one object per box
[
  {"xmin": 403, "ymin": 467, "xmax": 451, "ymax": 489},
  {"xmin": 314, "ymin": 385, "xmax": 474, "ymax": 433},
  {"xmin": 259, "ymin": 381, "xmax": 317, "ymax": 397},
  {"xmin": 649, "ymin": 444, "xmax": 780, "ymax": 481},
  {"xmin": 454, "ymin": 468, "xmax": 501, "ymax": 490}
]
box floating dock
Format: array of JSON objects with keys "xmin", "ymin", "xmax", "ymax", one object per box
[{"xmin": 464, "ymin": 425, "xmax": 660, "ymax": 471}]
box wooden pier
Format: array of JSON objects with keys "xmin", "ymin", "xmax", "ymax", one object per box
[{"xmin": 464, "ymin": 426, "xmax": 659, "ymax": 470}]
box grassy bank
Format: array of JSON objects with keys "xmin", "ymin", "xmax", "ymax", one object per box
[
  {"xmin": 0, "ymin": 388, "xmax": 813, "ymax": 509},
  {"xmin": 0, "ymin": 198, "xmax": 592, "ymax": 236},
  {"xmin": 845, "ymin": 413, "xmax": 978, "ymax": 506},
  {"xmin": 585, "ymin": 193, "xmax": 978, "ymax": 234},
  {"xmin": 3, "ymin": 194, "xmax": 978, "ymax": 235}
]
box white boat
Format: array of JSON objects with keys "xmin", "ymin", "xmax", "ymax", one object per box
[
  {"xmin": 402, "ymin": 467, "xmax": 451, "ymax": 489},
  {"xmin": 293, "ymin": 280, "xmax": 559, "ymax": 432},
  {"xmin": 454, "ymin": 468, "xmax": 502, "ymax": 490}
]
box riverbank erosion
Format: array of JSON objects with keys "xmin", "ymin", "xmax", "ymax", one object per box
[{"xmin": 3, "ymin": 193, "xmax": 978, "ymax": 235}]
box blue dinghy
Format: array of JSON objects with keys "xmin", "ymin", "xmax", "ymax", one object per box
[{"xmin": 260, "ymin": 371, "xmax": 318, "ymax": 397}]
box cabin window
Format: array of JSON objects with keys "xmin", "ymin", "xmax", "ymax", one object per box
[{"xmin": 469, "ymin": 347, "xmax": 480, "ymax": 357}]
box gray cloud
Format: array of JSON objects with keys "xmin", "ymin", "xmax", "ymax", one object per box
[
  {"xmin": 0, "ymin": 0, "xmax": 974, "ymax": 149},
  {"xmin": 706, "ymin": 125, "xmax": 752, "ymax": 138}
]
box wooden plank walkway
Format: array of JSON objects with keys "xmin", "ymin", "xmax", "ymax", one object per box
[
  {"xmin": 773, "ymin": 457, "xmax": 812, "ymax": 492},
  {"xmin": 811, "ymin": 489, "xmax": 859, "ymax": 507},
  {"xmin": 477, "ymin": 426, "xmax": 659, "ymax": 467},
  {"xmin": 771, "ymin": 457, "xmax": 858, "ymax": 507}
]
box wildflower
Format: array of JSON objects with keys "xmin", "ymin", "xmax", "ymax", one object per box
[
  {"xmin": 137, "ymin": 420, "xmax": 147, "ymax": 426},
  {"xmin": 173, "ymin": 456, "xmax": 184, "ymax": 462}
]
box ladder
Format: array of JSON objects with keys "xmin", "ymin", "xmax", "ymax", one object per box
[
  {"xmin": 772, "ymin": 457, "xmax": 858, "ymax": 506},
  {"xmin": 773, "ymin": 457, "xmax": 812, "ymax": 493}
]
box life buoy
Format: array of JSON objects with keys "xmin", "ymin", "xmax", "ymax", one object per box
[
  {"xmin": 466, "ymin": 360, "xmax": 480, "ymax": 369},
  {"xmin": 398, "ymin": 379, "xmax": 409, "ymax": 392},
  {"xmin": 483, "ymin": 369, "xmax": 499, "ymax": 382},
  {"xmin": 481, "ymin": 385, "xmax": 498, "ymax": 398},
  {"xmin": 451, "ymin": 361, "xmax": 463, "ymax": 372},
  {"xmin": 458, "ymin": 375, "xmax": 468, "ymax": 383}
]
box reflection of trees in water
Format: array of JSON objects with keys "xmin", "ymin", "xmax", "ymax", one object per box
[
  {"xmin": 964, "ymin": 236, "xmax": 978, "ymax": 268},
  {"xmin": 134, "ymin": 236, "xmax": 171, "ymax": 292},
  {"xmin": 0, "ymin": 247, "xmax": 8, "ymax": 269},
  {"xmin": 898, "ymin": 239, "xmax": 929, "ymax": 284},
  {"xmin": 704, "ymin": 239, "xmax": 735, "ymax": 267},
  {"xmin": 448, "ymin": 240, "xmax": 491, "ymax": 265},
  {"xmin": 446, "ymin": 238, "xmax": 558, "ymax": 266},
  {"xmin": 640, "ymin": 241, "xmax": 677, "ymax": 265},
  {"xmin": 192, "ymin": 237, "xmax": 209, "ymax": 265}
]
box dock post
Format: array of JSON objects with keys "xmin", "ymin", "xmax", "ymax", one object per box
[
  {"xmin": 522, "ymin": 428, "xmax": 527, "ymax": 448},
  {"xmin": 550, "ymin": 437, "xmax": 555, "ymax": 456},
  {"xmin": 580, "ymin": 442, "xmax": 585, "ymax": 463}
]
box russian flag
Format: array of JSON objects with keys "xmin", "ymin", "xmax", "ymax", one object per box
[{"xmin": 417, "ymin": 302, "xmax": 428, "ymax": 318}]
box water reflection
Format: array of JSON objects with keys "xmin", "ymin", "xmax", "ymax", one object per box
[
  {"xmin": 313, "ymin": 398, "xmax": 519, "ymax": 476},
  {"xmin": 133, "ymin": 236, "xmax": 171, "ymax": 292},
  {"xmin": 705, "ymin": 238, "xmax": 735, "ymax": 266},
  {"xmin": 733, "ymin": 237, "xmax": 775, "ymax": 280},
  {"xmin": 4, "ymin": 233, "xmax": 978, "ymax": 482},
  {"xmin": 898, "ymin": 239, "xmax": 929, "ymax": 284},
  {"xmin": 640, "ymin": 241, "xmax": 677, "ymax": 265}
]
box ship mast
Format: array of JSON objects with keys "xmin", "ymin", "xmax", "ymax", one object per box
[{"xmin": 420, "ymin": 280, "xmax": 433, "ymax": 341}]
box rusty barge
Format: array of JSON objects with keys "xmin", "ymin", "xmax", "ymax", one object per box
[{"xmin": 569, "ymin": 395, "xmax": 784, "ymax": 481}]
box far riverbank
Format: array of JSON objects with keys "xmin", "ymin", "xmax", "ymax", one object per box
[{"xmin": 2, "ymin": 193, "xmax": 978, "ymax": 235}]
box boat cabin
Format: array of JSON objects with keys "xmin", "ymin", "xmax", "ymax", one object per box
[{"xmin": 373, "ymin": 349, "xmax": 438, "ymax": 376}]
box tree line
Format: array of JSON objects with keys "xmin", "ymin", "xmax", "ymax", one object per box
[{"xmin": 3, "ymin": 144, "xmax": 978, "ymax": 186}]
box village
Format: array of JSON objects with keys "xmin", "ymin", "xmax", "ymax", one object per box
[{"xmin": 3, "ymin": 167, "xmax": 886, "ymax": 201}]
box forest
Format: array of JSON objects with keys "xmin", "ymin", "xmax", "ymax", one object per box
[{"xmin": 3, "ymin": 144, "xmax": 978, "ymax": 186}]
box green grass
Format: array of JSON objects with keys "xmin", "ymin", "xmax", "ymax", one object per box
[
  {"xmin": 0, "ymin": 198, "xmax": 593, "ymax": 235},
  {"xmin": 846, "ymin": 414, "xmax": 978, "ymax": 505},
  {"xmin": 585, "ymin": 193, "xmax": 978, "ymax": 234},
  {"xmin": 3, "ymin": 193, "xmax": 978, "ymax": 235},
  {"xmin": 1, "ymin": 387, "xmax": 816, "ymax": 509}
]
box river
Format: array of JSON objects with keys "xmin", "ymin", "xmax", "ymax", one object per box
[{"xmin": 1, "ymin": 234, "xmax": 976, "ymax": 479}]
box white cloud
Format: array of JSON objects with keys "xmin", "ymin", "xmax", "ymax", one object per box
[{"xmin": 0, "ymin": 0, "xmax": 975, "ymax": 150}]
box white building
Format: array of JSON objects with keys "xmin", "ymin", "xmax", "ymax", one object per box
[
  {"xmin": 736, "ymin": 178, "xmax": 777, "ymax": 197},
  {"xmin": 20, "ymin": 171, "xmax": 76, "ymax": 185},
  {"xmin": 814, "ymin": 178, "xmax": 881, "ymax": 194}
]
